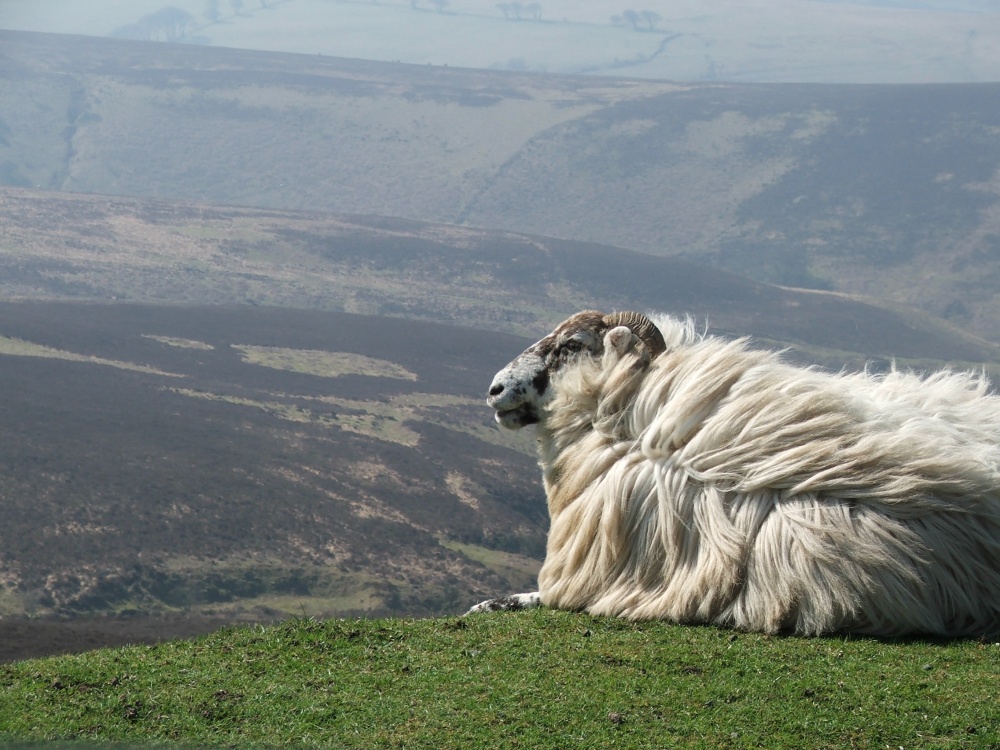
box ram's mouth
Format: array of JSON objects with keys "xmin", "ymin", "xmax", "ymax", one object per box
[{"xmin": 494, "ymin": 404, "xmax": 539, "ymax": 430}]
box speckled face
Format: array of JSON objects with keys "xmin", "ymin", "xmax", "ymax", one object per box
[{"xmin": 487, "ymin": 311, "xmax": 609, "ymax": 429}]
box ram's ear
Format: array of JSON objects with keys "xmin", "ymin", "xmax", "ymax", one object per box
[
  {"xmin": 605, "ymin": 326, "xmax": 637, "ymax": 356},
  {"xmin": 603, "ymin": 326, "xmax": 652, "ymax": 372},
  {"xmin": 603, "ymin": 312, "xmax": 666, "ymax": 357}
]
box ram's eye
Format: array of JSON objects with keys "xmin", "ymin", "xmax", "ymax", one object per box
[{"xmin": 562, "ymin": 339, "xmax": 585, "ymax": 353}]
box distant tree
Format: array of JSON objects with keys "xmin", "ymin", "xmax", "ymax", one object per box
[
  {"xmin": 622, "ymin": 8, "xmax": 640, "ymax": 30},
  {"xmin": 203, "ymin": 0, "xmax": 221, "ymax": 22},
  {"xmin": 496, "ymin": 2, "xmax": 510, "ymax": 18},
  {"xmin": 525, "ymin": 2, "xmax": 541, "ymax": 19},
  {"xmin": 229, "ymin": 0, "xmax": 244, "ymax": 15},
  {"xmin": 639, "ymin": 9, "xmax": 661, "ymax": 29},
  {"xmin": 428, "ymin": 0, "xmax": 448, "ymax": 10},
  {"xmin": 510, "ymin": 1, "xmax": 524, "ymax": 19},
  {"xmin": 145, "ymin": 7, "xmax": 195, "ymax": 40},
  {"xmin": 610, "ymin": 14, "xmax": 624, "ymax": 25},
  {"xmin": 411, "ymin": 0, "xmax": 419, "ymax": 7}
]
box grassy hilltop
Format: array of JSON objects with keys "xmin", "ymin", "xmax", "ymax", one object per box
[{"xmin": 1, "ymin": 611, "xmax": 998, "ymax": 748}]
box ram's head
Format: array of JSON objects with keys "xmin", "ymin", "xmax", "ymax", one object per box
[{"xmin": 487, "ymin": 310, "xmax": 666, "ymax": 429}]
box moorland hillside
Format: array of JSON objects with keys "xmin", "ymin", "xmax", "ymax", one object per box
[
  {"xmin": 0, "ymin": 300, "xmax": 545, "ymax": 624},
  {"xmin": 2, "ymin": 31, "xmax": 1000, "ymax": 339},
  {"xmin": 4, "ymin": 188, "xmax": 996, "ymax": 370}
]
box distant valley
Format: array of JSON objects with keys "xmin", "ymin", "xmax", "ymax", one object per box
[{"xmin": 2, "ymin": 31, "xmax": 1000, "ymax": 343}]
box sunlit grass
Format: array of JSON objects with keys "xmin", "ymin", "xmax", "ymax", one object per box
[
  {"xmin": 232, "ymin": 345, "xmax": 419, "ymax": 381},
  {"xmin": 1, "ymin": 611, "xmax": 997, "ymax": 749},
  {"xmin": 168, "ymin": 384, "xmax": 535, "ymax": 455},
  {"xmin": 0, "ymin": 335, "xmax": 183, "ymax": 377},
  {"xmin": 169, "ymin": 388, "xmax": 424, "ymax": 446},
  {"xmin": 143, "ymin": 335, "xmax": 215, "ymax": 351}
]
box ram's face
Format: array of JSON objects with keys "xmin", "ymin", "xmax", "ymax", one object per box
[{"xmin": 487, "ymin": 311, "xmax": 609, "ymax": 429}]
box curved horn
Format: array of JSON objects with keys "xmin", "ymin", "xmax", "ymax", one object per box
[{"xmin": 603, "ymin": 311, "xmax": 666, "ymax": 357}]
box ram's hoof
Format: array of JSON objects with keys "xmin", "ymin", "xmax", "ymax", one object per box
[{"xmin": 464, "ymin": 592, "xmax": 542, "ymax": 615}]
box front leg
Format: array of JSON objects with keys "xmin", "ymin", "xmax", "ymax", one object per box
[{"xmin": 464, "ymin": 592, "xmax": 542, "ymax": 615}]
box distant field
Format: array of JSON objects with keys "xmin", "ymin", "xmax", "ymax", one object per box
[{"xmin": 231, "ymin": 345, "xmax": 419, "ymax": 381}]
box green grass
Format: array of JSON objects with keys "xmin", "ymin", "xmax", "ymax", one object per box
[
  {"xmin": 232, "ymin": 346, "xmax": 418, "ymax": 381},
  {"xmin": 0, "ymin": 335, "xmax": 184, "ymax": 378},
  {"xmin": 143, "ymin": 335, "xmax": 216, "ymax": 351},
  {"xmin": 1, "ymin": 611, "xmax": 997, "ymax": 749}
]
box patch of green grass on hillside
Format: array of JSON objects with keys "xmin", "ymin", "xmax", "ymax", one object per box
[
  {"xmin": 143, "ymin": 335, "xmax": 215, "ymax": 351},
  {"xmin": 153, "ymin": 558, "xmax": 395, "ymax": 619},
  {"xmin": 232, "ymin": 345, "xmax": 419, "ymax": 381},
  {"xmin": 1, "ymin": 611, "xmax": 997, "ymax": 749},
  {"xmin": 437, "ymin": 539, "xmax": 540, "ymax": 590},
  {"xmin": 0, "ymin": 587, "xmax": 27, "ymax": 617},
  {"xmin": 0, "ymin": 335, "xmax": 184, "ymax": 377},
  {"xmin": 167, "ymin": 385, "xmax": 531, "ymax": 455},
  {"xmin": 170, "ymin": 388, "xmax": 425, "ymax": 447}
]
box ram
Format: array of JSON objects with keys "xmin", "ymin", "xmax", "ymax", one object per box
[{"xmin": 467, "ymin": 310, "xmax": 1000, "ymax": 636}]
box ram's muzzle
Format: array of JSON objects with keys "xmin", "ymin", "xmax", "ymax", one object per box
[{"xmin": 487, "ymin": 353, "xmax": 547, "ymax": 429}]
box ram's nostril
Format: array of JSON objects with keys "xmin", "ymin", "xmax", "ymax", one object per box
[{"xmin": 489, "ymin": 383, "xmax": 504, "ymax": 397}]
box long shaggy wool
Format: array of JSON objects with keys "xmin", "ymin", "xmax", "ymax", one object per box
[{"xmin": 535, "ymin": 316, "xmax": 1000, "ymax": 635}]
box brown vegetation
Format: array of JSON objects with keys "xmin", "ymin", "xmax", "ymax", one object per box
[
  {"xmin": 2, "ymin": 30, "xmax": 1000, "ymax": 341},
  {"xmin": 1, "ymin": 189, "xmax": 995, "ymax": 371},
  {"xmin": 0, "ymin": 301, "xmax": 545, "ymax": 629}
]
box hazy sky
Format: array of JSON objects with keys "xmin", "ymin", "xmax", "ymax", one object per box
[{"xmin": 2, "ymin": 0, "xmax": 1000, "ymax": 82}]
